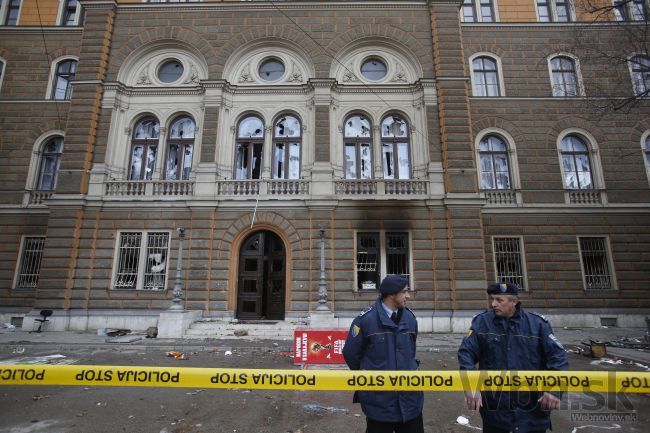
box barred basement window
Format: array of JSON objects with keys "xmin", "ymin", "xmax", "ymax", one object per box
[
  {"xmin": 579, "ymin": 237, "xmax": 614, "ymax": 290},
  {"xmin": 113, "ymin": 232, "xmax": 170, "ymax": 290},
  {"xmin": 493, "ymin": 237, "xmax": 526, "ymax": 290},
  {"xmin": 356, "ymin": 232, "xmax": 380, "ymax": 291},
  {"xmin": 14, "ymin": 237, "xmax": 45, "ymax": 289},
  {"xmin": 386, "ymin": 232, "xmax": 410, "ymax": 285}
]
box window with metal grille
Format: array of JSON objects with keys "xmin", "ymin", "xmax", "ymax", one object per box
[
  {"xmin": 113, "ymin": 232, "xmax": 170, "ymax": 290},
  {"xmin": 356, "ymin": 232, "xmax": 380, "ymax": 291},
  {"xmin": 493, "ymin": 237, "xmax": 526, "ymax": 290},
  {"xmin": 14, "ymin": 237, "xmax": 45, "ymax": 289},
  {"xmin": 356, "ymin": 232, "xmax": 411, "ymax": 291},
  {"xmin": 579, "ymin": 237, "xmax": 614, "ymax": 290},
  {"xmin": 386, "ymin": 232, "xmax": 410, "ymax": 285}
]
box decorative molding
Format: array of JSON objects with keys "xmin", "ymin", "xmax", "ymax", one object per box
[
  {"xmin": 239, "ymin": 62, "xmax": 254, "ymax": 84},
  {"xmin": 136, "ymin": 64, "xmax": 152, "ymax": 85},
  {"xmin": 183, "ymin": 64, "xmax": 200, "ymax": 85},
  {"xmin": 287, "ymin": 62, "xmax": 304, "ymax": 83},
  {"xmin": 390, "ymin": 62, "xmax": 408, "ymax": 83}
]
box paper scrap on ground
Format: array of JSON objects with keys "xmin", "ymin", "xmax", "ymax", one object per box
[
  {"xmin": 456, "ymin": 415, "xmax": 482, "ymax": 430},
  {"xmin": 0, "ymin": 354, "xmax": 76, "ymax": 365},
  {"xmin": 571, "ymin": 424, "xmax": 621, "ymax": 433}
]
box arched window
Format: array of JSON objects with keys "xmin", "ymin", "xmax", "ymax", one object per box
[
  {"xmin": 235, "ymin": 115, "xmax": 264, "ymax": 180},
  {"xmin": 630, "ymin": 55, "xmax": 650, "ymax": 96},
  {"xmin": 472, "ymin": 56, "xmax": 501, "ymax": 97},
  {"xmin": 272, "ymin": 114, "xmax": 301, "ymax": 179},
  {"xmin": 343, "ymin": 114, "xmax": 373, "ymax": 179},
  {"xmin": 165, "ymin": 116, "xmax": 195, "ymax": 180},
  {"xmin": 478, "ymin": 135, "xmax": 511, "ymax": 190},
  {"xmin": 36, "ymin": 136, "xmax": 64, "ymax": 190},
  {"xmin": 560, "ymin": 135, "xmax": 593, "ymax": 189},
  {"xmin": 51, "ymin": 59, "xmax": 77, "ymax": 100},
  {"xmin": 381, "ymin": 114, "xmax": 411, "ymax": 179},
  {"xmin": 550, "ymin": 56, "xmax": 579, "ymax": 97},
  {"xmin": 129, "ymin": 117, "xmax": 159, "ymax": 181}
]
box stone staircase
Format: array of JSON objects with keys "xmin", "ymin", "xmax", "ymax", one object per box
[{"xmin": 184, "ymin": 318, "xmax": 305, "ymax": 339}]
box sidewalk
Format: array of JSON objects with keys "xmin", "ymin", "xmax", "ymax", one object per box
[{"xmin": 1, "ymin": 326, "xmax": 648, "ymax": 366}]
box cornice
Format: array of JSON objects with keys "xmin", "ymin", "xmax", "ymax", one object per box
[
  {"xmin": 115, "ymin": 1, "xmax": 429, "ymax": 13},
  {"xmin": 104, "ymin": 82, "xmax": 205, "ymax": 97},
  {"xmin": 78, "ymin": 0, "xmax": 118, "ymax": 10},
  {"xmin": 0, "ymin": 27, "xmax": 83, "ymax": 34},
  {"xmin": 461, "ymin": 21, "xmax": 648, "ymax": 31}
]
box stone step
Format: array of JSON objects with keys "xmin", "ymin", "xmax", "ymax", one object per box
[{"xmin": 183, "ymin": 319, "xmax": 301, "ymax": 339}]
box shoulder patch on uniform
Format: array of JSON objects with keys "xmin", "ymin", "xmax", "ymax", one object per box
[
  {"xmin": 530, "ymin": 311, "xmax": 549, "ymax": 322},
  {"xmin": 359, "ymin": 306, "xmax": 373, "ymax": 317},
  {"xmin": 352, "ymin": 324, "xmax": 361, "ymax": 337},
  {"xmin": 467, "ymin": 329, "xmax": 474, "ymax": 337}
]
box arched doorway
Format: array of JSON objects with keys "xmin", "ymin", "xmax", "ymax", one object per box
[{"xmin": 237, "ymin": 231, "xmax": 286, "ymax": 320}]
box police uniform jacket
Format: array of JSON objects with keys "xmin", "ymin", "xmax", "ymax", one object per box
[
  {"xmin": 343, "ymin": 298, "xmax": 423, "ymax": 423},
  {"xmin": 457, "ymin": 303, "xmax": 569, "ymax": 432}
]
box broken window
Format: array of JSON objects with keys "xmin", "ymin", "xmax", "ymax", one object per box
[
  {"xmin": 273, "ymin": 115, "xmax": 301, "ymax": 179},
  {"xmin": 493, "ymin": 237, "xmax": 526, "ymax": 290},
  {"xmin": 579, "ymin": 237, "xmax": 614, "ymax": 290},
  {"xmin": 356, "ymin": 232, "xmax": 412, "ymax": 291},
  {"xmin": 381, "ymin": 115, "xmax": 410, "ymax": 179},
  {"xmin": 114, "ymin": 232, "xmax": 170, "ymax": 290},
  {"xmin": 344, "ymin": 115, "xmax": 373, "ymax": 179},
  {"xmin": 166, "ymin": 116, "xmax": 195, "ymax": 180},
  {"xmin": 129, "ymin": 117, "xmax": 159, "ymax": 180},
  {"xmin": 235, "ymin": 115, "xmax": 264, "ymax": 180}
]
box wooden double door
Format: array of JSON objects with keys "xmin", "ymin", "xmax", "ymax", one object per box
[{"xmin": 237, "ymin": 231, "xmax": 286, "ymax": 320}]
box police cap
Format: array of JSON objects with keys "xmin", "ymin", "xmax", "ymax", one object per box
[{"xmin": 487, "ymin": 282, "xmax": 519, "ymax": 295}]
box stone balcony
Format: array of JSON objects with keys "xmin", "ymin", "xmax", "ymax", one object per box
[{"xmin": 92, "ymin": 178, "xmax": 430, "ymax": 201}]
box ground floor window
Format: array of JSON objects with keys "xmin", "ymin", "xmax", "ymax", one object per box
[
  {"xmin": 492, "ymin": 237, "xmax": 527, "ymax": 290},
  {"xmin": 356, "ymin": 231, "xmax": 410, "ymax": 291},
  {"xmin": 113, "ymin": 231, "xmax": 170, "ymax": 290},
  {"xmin": 578, "ymin": 237, "xmax": 615, "ymax": 290},
  {"xmin": 14, "ymin": 237, "xmax": 46, "ymax": 289}
]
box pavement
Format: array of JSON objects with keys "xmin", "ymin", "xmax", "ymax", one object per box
[{"xmin": 1, "ymin": 326, "xmax": 649, "ymax": 367}]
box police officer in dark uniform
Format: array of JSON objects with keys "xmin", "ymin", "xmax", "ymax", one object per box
[
  {"xmin": 457, "ymin": 282, "xmax": 569, "ymax": 433},
  {"xmin": 343, "ymin": 275, "xmax": 424, "ymax": 433}
]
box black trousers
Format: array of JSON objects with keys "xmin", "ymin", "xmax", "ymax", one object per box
[
  {"xmin": 483, "ymin": 425, "xmax": 546, "ymax": 433},
  {"xmin": 366, "ymin": 414, "xmax": 424, "ymax": 433}
]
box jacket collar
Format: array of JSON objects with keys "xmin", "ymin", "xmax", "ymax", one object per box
[{"xmin": 374, "ymin": 297, "xmax": 399, "ymax": 328}]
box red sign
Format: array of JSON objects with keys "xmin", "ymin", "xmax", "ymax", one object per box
[{"xmin": 293, "ymin": 328, "xmax": 348, "ymax": 364}]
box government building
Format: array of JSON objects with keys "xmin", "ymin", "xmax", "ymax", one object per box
[{"xmin": 0, "ymin": 0, "xmax": 648, "ymax": 335}]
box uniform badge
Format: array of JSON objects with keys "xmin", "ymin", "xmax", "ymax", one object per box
[
  {"xmin": 352, "ymin": 325, "xmax": 360, "ymax": 337},
  {"xmin": 467, "ymin": 329, "xmax": 474, "ymax": 337}
]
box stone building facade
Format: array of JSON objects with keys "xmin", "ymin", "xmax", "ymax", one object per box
[{"xmin": 0, "ymin": 0, "xmax": 648, "ymax": 333}]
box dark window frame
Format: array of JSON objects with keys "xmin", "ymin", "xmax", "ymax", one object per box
[
  {"xmin": 272, "ymin": 114, "xmax": 302, "ymax": 180},
  {"xmin": 165, "ymin": 115, "xmax": 195, "ymax": 180},
  {"xmin": 129, "ymin": 117, "xmax": 160, "ymax": 181},
  {"xmin": 478, "ymin": 134, "xmax": 512, "ymax": 190},
  {"xmin": 51, "ymin": 59, "xmax": 77, "ymax": 100}
]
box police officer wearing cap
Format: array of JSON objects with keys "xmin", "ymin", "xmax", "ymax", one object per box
[
  {"xmin": 457, "ymin": 282, "xmax": 569, "ymax": 433},
  {"xmin": 343, "ymin": 275, "xmax": 424, "ymax": 433}
]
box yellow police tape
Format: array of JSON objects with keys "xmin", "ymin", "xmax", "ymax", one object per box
[{"xmin": 1, "ymin": 365, "xmax": 649, "ymax": 393}]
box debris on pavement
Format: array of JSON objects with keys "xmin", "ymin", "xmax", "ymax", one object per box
[
  {"xmin": 185, "ymin": 389, "xmax": 205, "ymax": 395},
  {"xmin": 105, "ymin": 335, "xmax": 142, "ymax": 344},
  {"xmin": 12, "ymin": 347, "xmax": 25, "ymax": 354},
  {"xmin": 570, "ymin": 424, "xmax": 621, "ymax": 432},
  {"xmin": 0, "ymin": 354, "xmax": 75, "ymax": 365},
  {"xmin": 106, "ymin": 328, "xmax": 131, "ymax": 337},
  {"xmin": 456, "ymin": 415, "xmax": 481, "ymax": 430},
  {"xmin": 166, "ymin": 351, "xmax": 186, "ymax": 360},
  {"xmin": 146, "ymin": 326, "xmax": 158, "ymax": 338},
  {"xmin": 234, "ymin": 329, "xmax": 248, "ymax": 337},
  {"xmin": 2, "ymin": 322, "xmax": 16, "ymax": 329},
  {"xmin": 224, "ymin": 350, "xmax": 233, "ymax": 356},
  {"xmin": 302, "ymin": 404, "xmax": 348, "ymax": 414}
]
